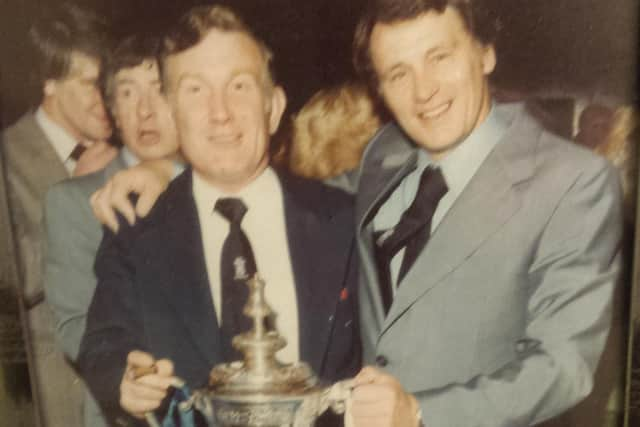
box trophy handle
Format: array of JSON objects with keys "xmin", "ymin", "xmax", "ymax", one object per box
[{"xmin": 321, "ymin": 379, "xmax": 354, "ymax": 415}]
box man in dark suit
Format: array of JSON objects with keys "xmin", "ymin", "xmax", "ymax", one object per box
[
  {"xmin": 1, "ymin": 3, "xmax": 116, "ymax": 426},
  {"xmin": 348, "ymin": 1, "xmax": 622, "ymax": 427},
  {"xmin": 77, "ymin": 5, "xmax": 360, "ymax": 426}
]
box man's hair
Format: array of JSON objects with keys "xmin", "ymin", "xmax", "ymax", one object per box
[
  {"xmin": 160, "ymin": 4, "xmax": 276, "ymax": 89},
  {"xmin": 101, "ymin": 33, "xmax": 163, "ymax": 110},
  {"xmin": 353, "ymin": 0, "xmax": 499, "ymax": 92},
  {"xmin": 29, "ymin": 2, "xmax": 108, "ymax": 84}
]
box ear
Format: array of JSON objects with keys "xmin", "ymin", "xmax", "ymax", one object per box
[
  {"xmin": 268, "ymin": 86, "xmax": 287, "ymax": 135},
  {"xmin": 481, "ymin": 44, "xmax": 497, "ymax": 75},
  {"xmin": 44, "ymin": 79, "xmax": 57, "ymax": 97}
]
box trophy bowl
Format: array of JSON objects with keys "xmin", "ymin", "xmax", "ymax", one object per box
[{"xmin": 188, "ymin": 276, "xmax": 350, "ymax": 427}]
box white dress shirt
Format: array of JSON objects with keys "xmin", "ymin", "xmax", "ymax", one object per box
[
  {"xmin": 35, "ymin": 106, "xmax": 82, "ymax": 175},
  {"xmin": 192, "ymin": 167, "xmax": 300, "ymax": 363}
]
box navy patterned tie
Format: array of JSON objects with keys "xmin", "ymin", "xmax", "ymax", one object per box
[
  {"xmin": 215, "ymin": 198, "xmax": 257, "ymax": 360},
  {"xmin": 374, "ymin": 166, "xmax": 448, "ymax": 313}
]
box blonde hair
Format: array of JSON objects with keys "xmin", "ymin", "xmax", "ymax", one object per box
[
  {"xmin": 593, "ymin": 106, "xmax": 638, "ymax": 222},
  {"xmin": 289, "ymin": 83, "xmax": 381, "ymax": 179}
]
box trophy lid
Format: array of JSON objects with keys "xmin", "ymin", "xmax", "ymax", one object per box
[{"xmin": 208, "ymin": 275, "xmax": 320, "ymax": 397}]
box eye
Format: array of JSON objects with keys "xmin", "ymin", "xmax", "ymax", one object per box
[
  {"xmin": 389, "ymin": 70, "xmax": 408, "ymax": 83},
  {"xmin": 432, "ymin": 52, "xmax": 451, "ymax": 63},
  {"xmin": 186, "ymin": 83, "xmax": 202, "ymax": 94},
  {"xmin": 117, "ymin": 86, "xmax": 133, "ymax": 99}
]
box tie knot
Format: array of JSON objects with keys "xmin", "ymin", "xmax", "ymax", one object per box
[
  {"xmin": 418, "ymin": 166, "xmax": 448, "ymax": 201},
  {"xmin": 215, "ymin": 198, "xmax": 248, "ymax": 224}
]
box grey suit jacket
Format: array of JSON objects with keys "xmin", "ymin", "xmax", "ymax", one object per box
[
  {"xmin": 3, "ymin": 112, "xmax": 68, "ymax": 302},
  {"xmin": 43, "ymin": 154, "xmax": 127, "ymax": 427},
  {"xmin": 2, "ymin": 111, "xmax": 85, "ymax": 427},
  {"xmin": 44, "ymin": 153, "xmax": 127, "ymax": 359},
  {"xmin": 356, "ymin": 103, "xmax": 623, "ymax": 427}
]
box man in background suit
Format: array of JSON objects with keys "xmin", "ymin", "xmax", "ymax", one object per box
[
  {"xmin": 44, "ymin": 33, "xmax": 180, "ymax": 427},
  {"xmin": 77, "ymin": 5, "xmax": 360, "ymax": 426},
  {"xmin": 348, "ymin": 1, "xmax": 623, "ymax": 427},
  {"xmin": 1, "ymin": 3, "xmax": 116, "ymax": 426}
]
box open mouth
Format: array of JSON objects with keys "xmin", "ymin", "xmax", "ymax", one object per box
[
  {"xmin": 138, "ymin": 130, "xmax": 160, "ymax": 145},
  {"xmin": 418, "ymin": 101, "xmax": 451, "ymax": 120}
]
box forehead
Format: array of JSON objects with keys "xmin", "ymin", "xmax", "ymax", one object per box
[
  {"xmin": 370, "ymin": 7, "xmax": 470, "ymax": 70},
  {"xmin": 67, "ymin": 51, "xmax": 101, "ymax": 79},
  {"xmin": 165, "ymin": 29, "xmax": 266, "ymax": 82},
  {"xmin": 114, "ymin": 60, "xmax": 159, "ymax": 83}
]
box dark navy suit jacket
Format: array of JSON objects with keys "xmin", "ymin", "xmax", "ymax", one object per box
[{"xmin": 77, "ymin": 168, "xmax": 361, "ymax": 425}]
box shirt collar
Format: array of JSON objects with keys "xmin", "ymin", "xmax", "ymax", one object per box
[
  {"xmin": 35, "ymin": 106, "xmax": 79, "ymax": 163},
  {"xmin": 417, "ymin": 104, "xmax": 507, "ymax": 198},
  {"xmin": 192, "ymin": 166, "xmax": 279, "ymax": 215},
  {"xmin": 120, "ymin": 146, "xmax": 140, "ymax": 168}
]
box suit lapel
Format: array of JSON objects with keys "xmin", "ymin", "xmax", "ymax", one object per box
[
  {"xmin": 380, "ymin": 104, "xmax": 541, "ymax": 334},
  {"xmin": 356, "ymin": 124, "xmax": 418, "ymax": 333},
  {"xmin": 20, "ymin": 114, "xmax": 69, "ymax": 195},
  {"xmin": 279, "ymin": 173, "xmax": 353, "ymax": 375},
  {"xmin": 160, "ymin": 170, "xmax": 222, "ymax": 364}
]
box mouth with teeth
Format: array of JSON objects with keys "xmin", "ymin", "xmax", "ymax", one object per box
[{"xmin": 418, "ymin": 101, "xmax": 451, "ymax": 120}]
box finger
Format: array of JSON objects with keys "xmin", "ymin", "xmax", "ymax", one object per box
[
  {"xmin": 120, "ymin": 392, "xmax": 165, "ymax": 415},
  {"xmin": 123, "ymin": 378, "xmax": 169, "ymax": 401},
  {"xmin": 353, "ymin": 366, "xmax": 381, "ymax": 386},
  {"xmin": 109, "ymin": 182, "xmax": 137, "ymax": 226},
  {"xmin": 351, "ymin": 383, "xmax": 394, "ymax": 404},
  {"xmin": 127, "ymin": 350, "xmax": 156, "ymax": 370},
  {"xmin": 135, "ymin": 184, "xmax": 163, "ymax": 218},
  {"xmin": 155, "ymin": 359, "xmax": 174, "ymax": 377},
  {"xmin": 92, "ymin": 185, "xmax": 120, "ymax": 232}
]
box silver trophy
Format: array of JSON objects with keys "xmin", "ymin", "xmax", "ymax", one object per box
[{"xmin": 185, "ymin": 275, "xmax": 352, "ymax": 427}]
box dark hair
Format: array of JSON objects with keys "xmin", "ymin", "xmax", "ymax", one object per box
[
  {"xmin": 29, "ymin": 2, "xmax": 108, "ymax": 84},
  {"xmin": 101, "ymin": 33, "xmax": 163, "ymax": 110},
  {"xmin": 353, "ymin": 0, "xmax": 499, "ymax": 92},
  {"xmin": 160, "ymin": 4, "xmax": 276, "ymax": 90}
]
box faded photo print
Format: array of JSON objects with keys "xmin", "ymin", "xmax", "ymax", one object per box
[{"xmin": 1, "ymin": 1, "xmax": 638, "ymax": 427}]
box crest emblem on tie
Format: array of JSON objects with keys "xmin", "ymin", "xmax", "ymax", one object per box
[{"xmin": 233, "ymin": 256, "xmax": 248, "ymax": 280}]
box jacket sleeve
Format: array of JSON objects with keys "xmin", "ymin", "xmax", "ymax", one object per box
[
  {"xmin": 414, "ymin": 161, "xmax": 624, "ymax": 427},
  {"xmin": 76, "ymin": 218, "xmax": 144, "ymax": 425},
  {"xmin": 44, "ymin": 182, "xmax": 100, "ymax": 360}
]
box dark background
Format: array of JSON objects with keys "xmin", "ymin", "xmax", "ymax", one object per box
[{"xmin": 1, "ymin": 0, "xmax": 638, "ymax": 128}]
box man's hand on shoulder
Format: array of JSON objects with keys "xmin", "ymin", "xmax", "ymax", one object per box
[
  {"xmin": 90, "ymin": 159, "xmax": 174, "ymax": 232},
  {"xmin": 73, "ymin": 140, "xmax": 118, "ymax": 177},
  {"xmin": 350, "ymin": 366, "xmax": 421, "ymax": 427},
  {"xmin": 119, "ymin": 350, "xmax": 179, "ymax": 419}
]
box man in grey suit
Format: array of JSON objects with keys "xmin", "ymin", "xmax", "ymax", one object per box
[
  {"xmin": 44, "ymin": 33, "xmax": 180, "ymax": 426},
  {"xmin": 348, "ymin": 1, "xmax": 623, "ymax": 427},
  {"xmin": 1, "ymin": 3, "xmax": 116, "ymax": 426}
]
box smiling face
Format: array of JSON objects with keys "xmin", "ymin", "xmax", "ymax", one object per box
[
  {"xmin": 370, "ymin": 7, "xmax": 496, "ymax": 160},
  {"xmin": 44, "ymin": 51, "xmax": 112, "ymax": 142},
  {"xmin": 163, "ymin": 29, "xmax": 286, "ymax": 192},
  {"xmin": 111, "ymin": 60, "xmax": 178, "ymax": 161}
]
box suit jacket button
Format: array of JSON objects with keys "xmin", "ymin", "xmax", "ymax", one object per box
[{"xmin": 375, "ymin": 355, "xmax": 388, "ymax": 367}]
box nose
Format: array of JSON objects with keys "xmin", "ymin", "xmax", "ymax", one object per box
[
  {"xmin": 208, "ymin": 92, "xmax": 231, "ymax": 124},
  {"xmin": 414, "ymin": 69, "xmax": 438, "ymax": 104},
  {"xmin": 137, "ymin": 91, "xmax": 153, "ymax": 119}
]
